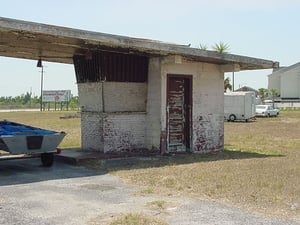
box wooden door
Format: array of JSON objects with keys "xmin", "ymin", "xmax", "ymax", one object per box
[{"xmin": 167, "ymin": 75, "xmax": 192, "ymax": 152}]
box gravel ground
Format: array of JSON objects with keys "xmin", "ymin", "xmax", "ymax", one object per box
[{"xmin": 0, "ymin": 158, "xmax": 299, "ymax": 225}]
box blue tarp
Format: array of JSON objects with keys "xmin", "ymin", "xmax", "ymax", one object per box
[{"xmin": 0, "ymin": 121, "xmax": 56, "ymax": 136}]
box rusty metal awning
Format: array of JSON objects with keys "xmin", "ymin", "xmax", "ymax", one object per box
[{"xmin": 0, "ymin": 17, "xmax": 279, "ymax": 70}]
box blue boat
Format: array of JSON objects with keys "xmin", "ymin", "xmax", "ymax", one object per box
[{"xmin": 0, "ymin": 120, "xmax": 66, "ymax": 167}]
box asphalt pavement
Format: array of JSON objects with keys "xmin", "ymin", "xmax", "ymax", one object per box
[{"xmin": 0, "ymin": 157, "xmax": 299, "ymax": 225}]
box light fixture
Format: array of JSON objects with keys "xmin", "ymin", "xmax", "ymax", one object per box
[{"xmin": 37, "ymin": 58, "xmax": 42, "ymax": 67}]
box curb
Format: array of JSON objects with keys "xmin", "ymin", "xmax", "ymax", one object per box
[{"xmin": 54, "ymin": 151, "xmax": 163, "ymax": 166}]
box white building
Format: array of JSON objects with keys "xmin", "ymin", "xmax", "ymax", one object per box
[
  {"xmin": 268, "ymin": 62, "xmax": 300, "ymax": 99},
  {"xmin": 0, "ymin": 17, "xmax": 278, "ymax": 154}
]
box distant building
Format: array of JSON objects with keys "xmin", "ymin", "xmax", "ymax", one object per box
[
  {"xmin": 268, "ymin": 62, "xmax": 300, "ymax": 99},
  {"xmin": 235, "ymin": 86, "xmax": 258, "ymax": 96}
]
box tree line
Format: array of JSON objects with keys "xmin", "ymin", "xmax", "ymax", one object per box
[{"xmin": 0, "ymin": 92, "xmax": 80, "ymax": 110}]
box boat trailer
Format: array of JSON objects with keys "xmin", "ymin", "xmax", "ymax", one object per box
[{"xmin": 0, "ymin": 120, "xmax": 66, "ymax": 167}]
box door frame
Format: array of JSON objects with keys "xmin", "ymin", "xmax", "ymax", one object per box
[{"xmin": 166, "ymin": 74, "xmax": 193, "ymax": 152}]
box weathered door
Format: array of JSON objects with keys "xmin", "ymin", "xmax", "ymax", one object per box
[{"xmin": 167, "ymin": 75, "xmax": 192, "ymax": 152}]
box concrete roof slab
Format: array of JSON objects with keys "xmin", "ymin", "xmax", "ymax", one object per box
[{"xmin": 0, "ymin": 17, "xmax": 279, "ymax": 70}]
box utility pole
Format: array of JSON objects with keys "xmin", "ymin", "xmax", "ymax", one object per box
[
  {"xmin": 37, "ymin": 58, "xmax": 44, "ymax": 111},
  {"xmin": 232, "ymin": 71, "xmax": 235, "ymax": 92}
]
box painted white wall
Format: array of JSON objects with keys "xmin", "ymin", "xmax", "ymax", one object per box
[
  {"xmin": 145, "ymin": 58, "xmax": 162, "ymax": 150},
  {"xmin": 78, "ymin": 82, "xmax": 102, "ymax": 112},
  {"xmin": 103, "ymin": 113, "xmax": 146, "ymax": 152},
  {"xmin": 161, "ymin": 59, "xmax": 224, "ymax": 152},
  {"xmin": 79, "ymin": 57, "xmax": 225, "ymax": 153},
  {"xmin": 192, "ymin": 64, "xmax": 224, "ymax": 152},
  {"xmin": 268, "ymin": 65, "xmax": 300, "ymax": 99},
  {"xmin": 79, "ymin": 81, "xmax": 147, "ymax": 151},
  {"xmin": 281, "ymin": 70, "xmax": 300, "ymax": 98},
  {"xmin": 78, "ymin": 82, "xmax": 147, "ymax": 112},
  {"xmin": 104, "ymin": 82, "xmax": 147, "ymax": 112},
  {"xmin": 80, "ymin": 112, "xmax": 103, "ymax": 151},
  {"xmin": 268, "ymin": 74, "xmax": 280, "ymax": 94}
]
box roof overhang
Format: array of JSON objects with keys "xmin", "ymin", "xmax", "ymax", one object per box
[{"xmin": 0, "ymin": 17, "xmax": 279, "ymax": 71}]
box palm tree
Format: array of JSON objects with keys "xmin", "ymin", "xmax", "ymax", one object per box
[
  {"xmin": 212, "ymin": 42, "xmax": 230, "ymax": 53},
  {"xmin": 258, "ymin": 88, "xmax": 269, "ymax": 104},
  {"xmin": 199, "ymin": 44, "xmax": 208, "ymax": 50},
  {"xmin": 269, "ymin": 88, "xmax": 280, "ymax": 108},
  {"xmin": 224, "ymin": 77, "xmax": 232, "ymax": 92}
]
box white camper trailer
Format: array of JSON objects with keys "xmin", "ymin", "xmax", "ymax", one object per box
[{"xmin": 224, "ymin": 91, "xmax": 256, "ymax": 122}]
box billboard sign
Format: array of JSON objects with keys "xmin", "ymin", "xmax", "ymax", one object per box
[{"xmin": 42, "ymin": 90, "xmax": 71, "ymax": 102}]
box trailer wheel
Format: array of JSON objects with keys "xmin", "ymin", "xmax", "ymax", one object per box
[
  {"xmin": 41, "ymin": 153, "xmax": 54, "ymax": 167},
  {"xmin": 229, "ymin": 114, "xmax": 236, "ymax": 122}
]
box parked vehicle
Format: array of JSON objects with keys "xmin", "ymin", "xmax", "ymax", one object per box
[
  {"xmin": 0, "ymin": 120, "xmax": 66, "ymax": 167},
  {"xmin": 255, "ymin": 105, "xmax": 279, "ymax": 117},
  {"xmin": 224, "ymin": 91, "xmax": 256, "ymax": 122}
]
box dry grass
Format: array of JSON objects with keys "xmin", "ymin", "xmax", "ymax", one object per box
[
  {"xmin": 88, "ymin": 213, "xmax": 167, "ymax": 225},
  {"xmin": 109, "ymin": 213, "xmax": 167, "ymax": 225},
  {"xmin": 0, "ymin": 111, "xmax": 81, "ymax": 148},
  {"xmin": 107, "ymin": 111, "xmax": 300, "ymax": 222},
  {"xmin": 1, "ymin": 110, "xmax": 299, "ymax": 221}
]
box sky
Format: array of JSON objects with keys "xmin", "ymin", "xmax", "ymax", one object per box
[{"xmin": 1, "ymin": 0, "xmax": 300, "ymax": 97}]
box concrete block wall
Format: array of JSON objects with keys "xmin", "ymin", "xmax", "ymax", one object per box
[
  {"xmin": 78, "ymin": 83, "xmax": 102, "ymax": 112},
  {"xmin": 192, "ymin": 63, "xmax": 224, "ymax": 113},
  {"xmin": 161, "ymin": 59, "xmax": 224, "ymax": 153},
  {"xmin": 192, "ymin": 63, "xmax": 224, "ymax": 152},
  {"xmin": 145, "ymin": 58, "xmax": 162, "ymax": 150},
  {"xmin": 78, "ymin": 58, "xmax": 225, "ymax": 153},
  {"xmin": 80, "ymin": 112, "xmax": 104, "ymax": 151},
  {"xmin": 104, "ymin": 82, "xmax": 147, "ymax": 112},
  {"xmin": 103, "ymin": 113, "xmax": 146, "ymax": 152},
  {"xmin": 78, "ymin": 81, "xmax": 147, "ymax": 152},
  {"xmin": 78, "ymin": 82, "xmax": 147, "ymax": 112}
]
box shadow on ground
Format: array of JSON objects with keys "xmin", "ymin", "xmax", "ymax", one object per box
[
  {"xmin": 0, "ymin": 149, "xmax": 284, "ymax": 186},
  {"xmin": 80, "ymin": 149, "xmax": 284, "ymax": 172},
  {"xmin": 0, "ymin": 158, "xmax": 104, "ymax": 186}
]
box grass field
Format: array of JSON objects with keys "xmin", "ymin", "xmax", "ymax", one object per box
[
  {"xmin": 104, "ymin": 111, "xmax": 300, "ymax": 222},
  {"xmin": 0, "ymin": 111, "xmax": 81, "ymax": 148},
  {"xmin": 0, "ymin": 110, "xmax": 299, "ymax": 222}
]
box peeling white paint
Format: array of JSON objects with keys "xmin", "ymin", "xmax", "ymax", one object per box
[{"xmin": 79, "ymin": 57, "xmax": 224, "ymax": 153}]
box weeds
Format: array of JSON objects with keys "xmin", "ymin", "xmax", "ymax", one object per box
[
  {"xmin": 112, "ymin": 111, "xmax": 300, "ymax": 221},
  {"xmin": 109, "ymin": 213, "xmax": 167, "ymax": 225},
  {"xmin": 1, "ymin": 110, "xmax": 299, "ymax": 221}
]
